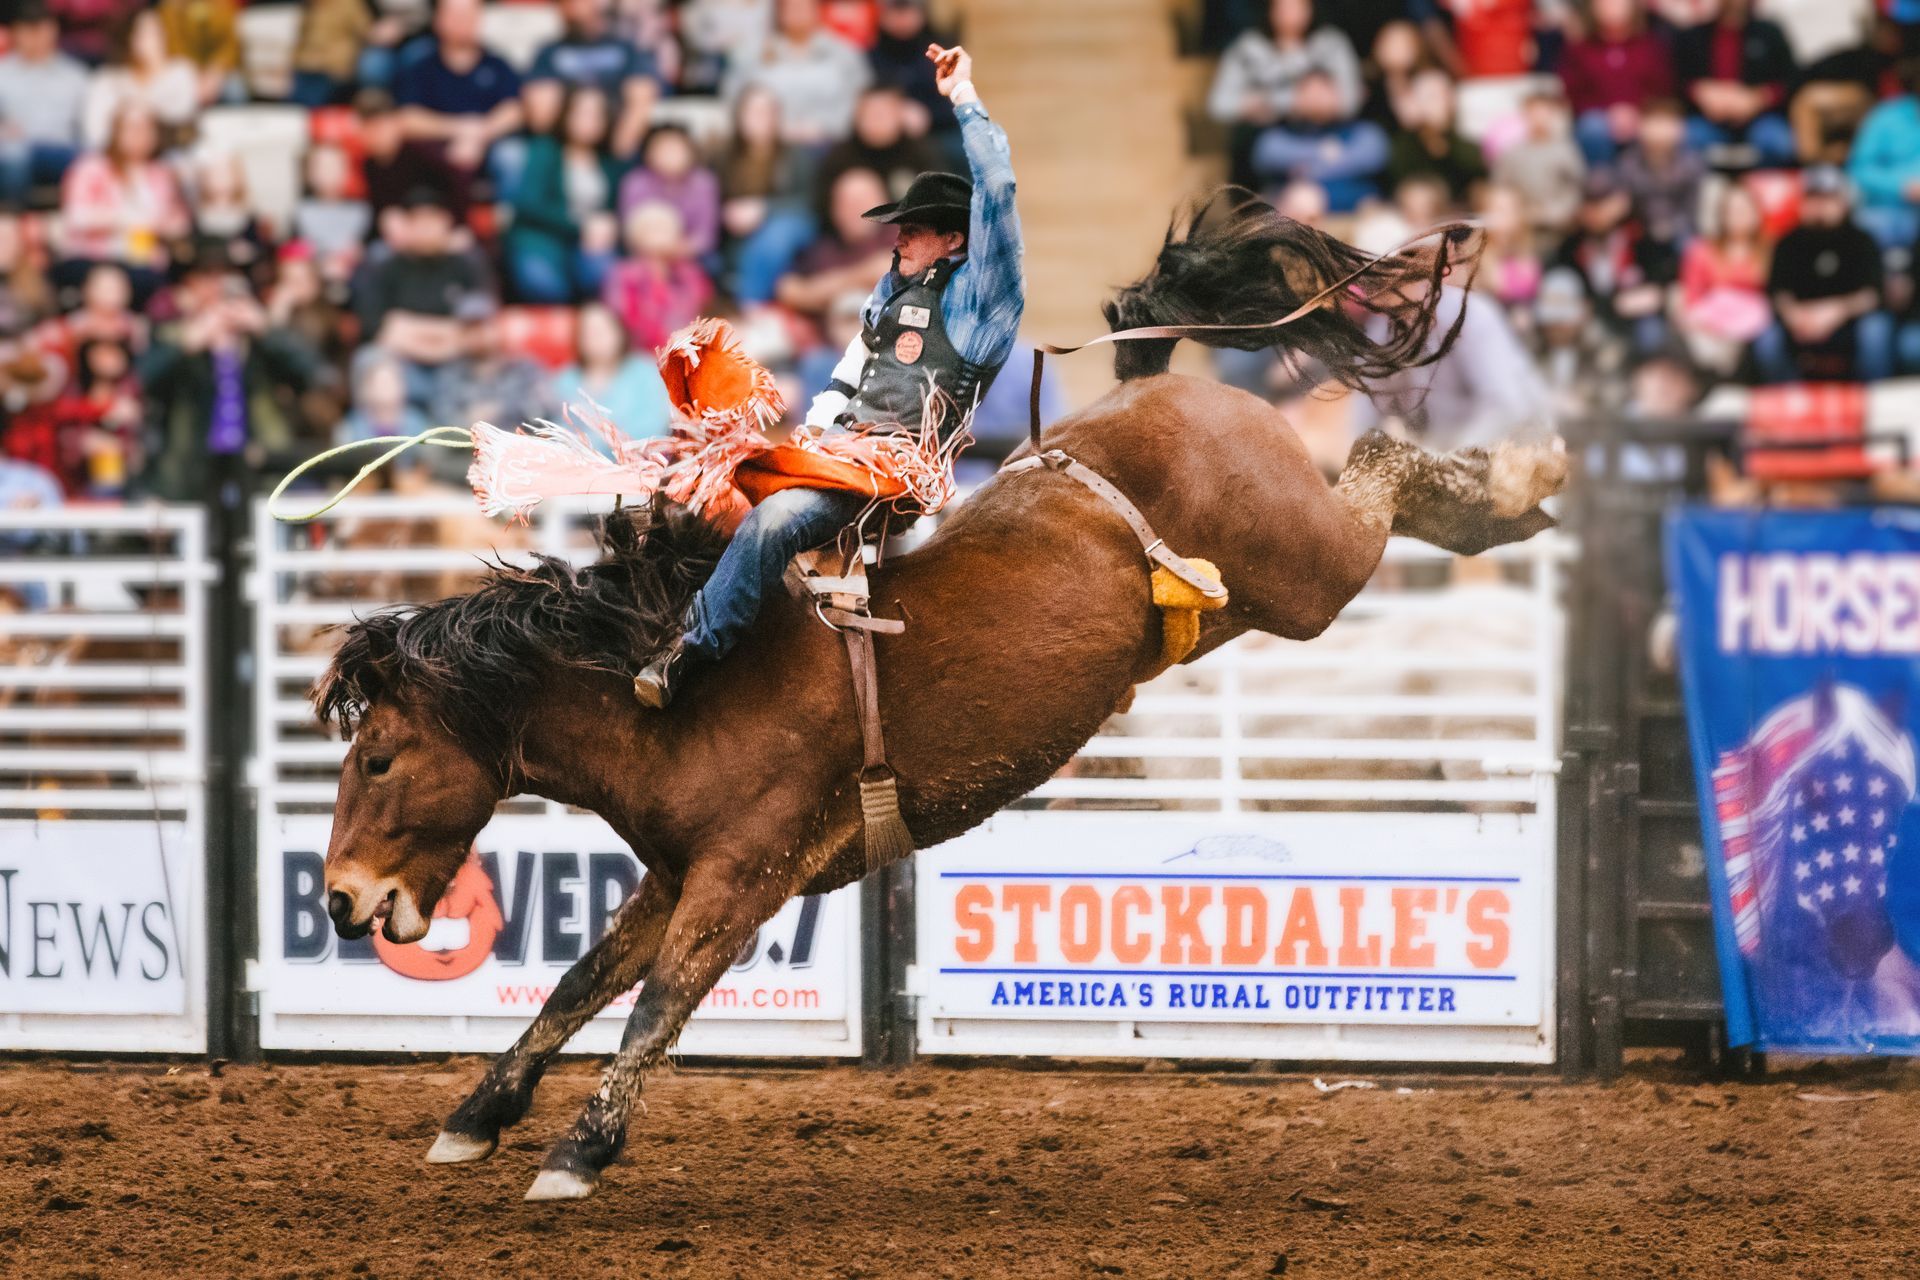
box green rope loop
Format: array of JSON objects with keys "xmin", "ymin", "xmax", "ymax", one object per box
[{"xmin": 266, "ymin": 425, "xmax": 477, "ymax": 522}]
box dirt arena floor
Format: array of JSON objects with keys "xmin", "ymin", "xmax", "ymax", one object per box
[{"xmin": 2, "ymin": 1055, "xmax": 1917, "ymax": 1279}]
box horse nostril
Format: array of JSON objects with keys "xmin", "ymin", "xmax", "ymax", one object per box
[{"xmin": 328, "ymin": 890, "xmax": 355, "ymax": 928}]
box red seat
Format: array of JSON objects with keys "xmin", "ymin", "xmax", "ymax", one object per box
[
  {"xmin": 498, "ymin": 306, "xmax": 578, "ymax": 369},
  {"xmin": 1745, "ymin": 384, "xmax": 1876, "ymax": 480}
]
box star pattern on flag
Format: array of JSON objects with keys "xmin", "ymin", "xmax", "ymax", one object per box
[{"xmin": 1790, "ymin": 742, "xmax": 1896, "ymax": 920}]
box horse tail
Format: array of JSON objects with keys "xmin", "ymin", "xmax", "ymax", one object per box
[{"xmin": 1102, "ymin": 186, "xmax": 1479, "ymax": 385}]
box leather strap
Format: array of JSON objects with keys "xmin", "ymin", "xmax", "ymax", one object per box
[
  {"xmin": 845, "ymin": 625, "xmax": 888, "ymax": 776},
  {"xmin": 821, "ymin": 606, "xmax": 905, "ymax": 634},
  {"xmin": 1005, "ymin": 450, "xmax": 1228, "ymax": 601}
]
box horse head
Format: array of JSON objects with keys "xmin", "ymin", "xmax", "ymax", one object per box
[{"xmin": 321, "ymin": 692, "xmax": 504, "ymax": 943}]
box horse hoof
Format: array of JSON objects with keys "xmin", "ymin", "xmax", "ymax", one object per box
[
  {"xmin": 425, "ymin": 1129, "xmax": 497, "ymax": 1165},
  {"xmin": 524, "ymin": 1168, "xmax": 598, "ymax": 1202}
]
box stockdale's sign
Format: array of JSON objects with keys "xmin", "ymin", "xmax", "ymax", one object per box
[
  {"xmin": 264, "ymin": 815, "xmax": 852, "ymax": 1023},
  {"xmin": 0, "ymin": 822, "xmax": 192, "ymax": 1016},
  {"xmin": 920, "ymin": 812, "xmax": 1546, "ymax": 1026}
]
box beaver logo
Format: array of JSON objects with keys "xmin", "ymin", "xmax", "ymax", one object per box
[
  {"xmin": 371, "ymin": 854, "xmax": 504, "ymax": 981},
  {"xmin": 894, "ymin": 330, "xmax": 924, "ymax": 365}
]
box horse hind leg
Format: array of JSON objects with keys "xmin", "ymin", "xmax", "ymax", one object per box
[
  {"xmin": 427, "ymin": 872, "xmax": 678, "ymax": 1165},
  {"xmin": 1336, "ymin": 429, "xmax": 1566, "ymax": 557}
]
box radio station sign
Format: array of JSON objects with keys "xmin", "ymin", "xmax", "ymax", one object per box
[
  {"xmin": 920, "ymin": 812, "xmax": 1546, "ymax": 1027},
  {"xmin": 261, "ymin": 814, "xmax": 853, "ymax": 1027},
  {"xmin": 0, "ymin": 821, "xmax": 191, "ymax": 1017}
]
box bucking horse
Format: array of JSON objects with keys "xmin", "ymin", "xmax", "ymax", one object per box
[{"xmin": 312, "ymin": 191, "xmax": 1566, "ymax": 1201}]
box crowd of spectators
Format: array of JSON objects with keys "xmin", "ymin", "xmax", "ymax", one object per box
[
  {"xmin": 7, "ymin": 0, "xmax": 1920, "ymax": 514},
  {"xmin": 1205, "ymin": 0, "xmax": 1920, "ymax": 444},
  {"xmin": 0, "ymin": 0, "xmax": 1002, "ymax": 511}
]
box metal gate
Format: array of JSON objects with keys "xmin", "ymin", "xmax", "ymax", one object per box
[
  {"xmin": 0, "ymin": 507, "xmax": 212, "ymax": 1052},
  {"xmin": 1559, "ymin": 421, "xmax": 1737, "ymax": 1075},
  {"xmin": 248, "ymin": 494, "xmax": 862, "ymax": 1056},
  {"xmin": 914, "ymin": 535, "xmax": 1567, "ymax": 1063}
]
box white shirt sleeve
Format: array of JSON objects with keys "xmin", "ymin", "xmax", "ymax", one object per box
[{"xmin": 803, "ymin": 331, "xmax": 870, "ymax": 428}]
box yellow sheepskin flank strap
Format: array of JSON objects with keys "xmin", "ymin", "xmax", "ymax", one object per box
[{"xmin": 1144, "ymin": 556, "xmax": 1227, "ymax": 681}]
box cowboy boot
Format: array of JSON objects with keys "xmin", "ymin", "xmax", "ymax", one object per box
[{"xmin": 631, "ymin": 638, "xmax": 689, "ymax": 709}]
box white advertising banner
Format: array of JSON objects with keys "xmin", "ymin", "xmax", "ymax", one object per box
[
  {"xmin": 260, "ymin": 814, "xmax": 856, "ymax": 1035},
  {"xmin": 0, "ymin": 821, "xmax": 193, "ymax": 1016},
  {"xmin": 919, "ymin": 811, "xmax": 1548, "ymax": 1029}
]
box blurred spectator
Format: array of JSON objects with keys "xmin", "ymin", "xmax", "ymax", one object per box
[
  {"xmin": 139, "ymin": 242, "xmax": 323, "ymax": 500},
  {"xmin": 1673, "ymin": 0, "xmax": 1797, "ymax": 166},
  {"xmin": 1392, "ymin": 170, "xmax": 1451, "ymax": 232},
  {"xmin": 156, "ymin": 0, "xmax": 241, "ymax": 107},
  {"xmin": 1533, "ymin": 265, "xmax": 1629, "ymax": 417},
  {"xmin": 1846, "ymin": 57, "xmax": 1920, "ymax": 250},
  {"xmin": 818, "ymin": 86, "xmax": 952, "ymax": 217},
  {"xmin": 336, "ymin": 351, "xmax": 427, "ymax": 444},
  {"xmin": 392, "ymin": 0, "xmax": 524, "ymax": 213},
  {"xmin": 1754, "ymin": 164, "xmax": 1893, "ymax": 382},
  {"xmin": 0, "ymin": 3, "xmax": 90, "ymax": 206},
  {"xmin": 56, "ymin": 102, "xmax": 190, "ymax": 300},
  {"xmin": 353, "ymin": 186, "xmax": 493, "ymax": 400},
  {"xmin": 50, "ymin": 261, "xmax": 146, "ymax": 361},
  {"xmin": 294, "ymin": 144, "xmax": 373, "ymax": 286},
  {"xmin": 290, "ymin": 0, "xmax": 376, "ymax": 108},
  {"xmin": 723, "ymin": 0, "xmax": 873, "ymax": 146},
  {"xmin": 263, "ymin": 246, "xmax": 353, "ymax": 430},
  {"xmin": 793, "ymin": 284, "xmax": 864, "ymax": 397},
  {"xmin": 1273, "ymin": 176, "xmax": 1329, "ymax": 225},
  {"xmin": 1614, "ymin": 98, "xmax": 1703, "ymax": 246},
  {"xmin": 1386, "ymin": 67, "xmax": 1486, "ymax": 204},
  {"xmin": 611, "ymin": 0, "xmax": 682, "ymax": 90},
  {"xmin": 722, "ymin": 85, "xmax": 819, "ymax": 304},
  {"xmin": 1626, "ymin": 344, "xmax": 1705, "ymax": 419},
  {"xmin": 1553, "ymin": 168, "xmax": 1676, "ymax": 353},
  {"xmin": 1208, "ymin": 0, "xmax": 1363, "ymax": 188},
  {"xmin": 551, "ymin": 300, "xmax": 673, "ymax": 441},
  {"xmin": 524, "ymin": 0, "xmax": 661, "ymax": 157},
  {"xmin": 355, "ymin": 89, "xmax": 414, "ymax": 214},
  {"xmin": 1491, "ymin": 87, "xmax": 1586, "ymax": 239},
  {"xmin": 681, "ymin": 0, "xmax": 777, "ymax": 95},
  {"xmin": 1791, "ymin": 13, "xmax": 1900, "ymax": 166},
  {"xmin": 187, "ymin": 149, "xmax": 267, "ymax": 276},
  {"xmin": 0, "ymin": 206, "xmax": 56, "ymax": 336},
  {"xmin": 1350, "ymin": 285, "xmax": 1554, "ymax": 448},
  {"xmin": 1558, "ymin": 0, "xmax": 1677, "ymax": 166},
  {"xmin": 505, "ymin": 85, "xmax": 625, "ymax": 304},
  {"xmin": 1478, "ymin": 184, "xmax": 1544, "ymax": 309},
  {"xmin": 1249, "ymin": 68, "xmax": 1388, "ymax": 212},
  {"xmin": 16, "ymin": 335, "xmax": 142, "ymax": 497},
  {"xmin": 1429, "ymin": 0, "xmax": 1537, "ymax": 80},
  {"xmin": 602, "ymin": 200, "xmax": 713, "ymax": 353},
  {"xmin": 619, "ymin": 124, "xmax": 722, "ymax": 264},
  {"xmin": 1676, "ymin": 180, "xmax": 1772, "ymax": 372},
  {"xmin": 775, "ymin": 165, "xmax": 892, "ymax": 325},
  {"xmin": 48, "ymin": 0, "xmax": 144, "ymax": 67},
  {"xmin": 869, "ymin": 0, "xmax": 960, "ymax": 146},
  {"xmin": 428, "ymin": 295, "xmax": 552, "ymax": 430},
  {"xmin": 1359, "ymin": 20, "xmax": 1436, "ymax": 129},
  {"xmin": 82, "ymin": 8, "xmax": 199, "ymax": 149}
]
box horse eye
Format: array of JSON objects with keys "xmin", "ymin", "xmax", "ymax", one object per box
[{"xmin": 366, "ymin": 755, "xmax": 393, "ymax": 778}]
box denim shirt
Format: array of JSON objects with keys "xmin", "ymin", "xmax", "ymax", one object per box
[{"xmin": 805, "ymin": 100, "xmax": 1025, "ymax": 425}]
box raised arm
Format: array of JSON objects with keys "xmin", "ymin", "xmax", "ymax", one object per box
[{"xmin": 930, "ymin": 44, "xmax": 1025, "ymax": 365}]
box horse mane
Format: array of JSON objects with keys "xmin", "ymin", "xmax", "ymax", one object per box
[
  {"xmin": 312, "ymin": 499, "xmax": 726, "ymax": 766},
  {"xmin": 1103, "ymin": 185, "xmax": 1478, "ymax": 385}
]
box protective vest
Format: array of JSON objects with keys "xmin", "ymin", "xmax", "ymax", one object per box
[{"xmin": 841, "ymin": 259, "xmax": 997, "ymax": 437}]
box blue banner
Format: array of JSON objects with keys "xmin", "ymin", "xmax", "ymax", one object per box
[{"xmin": 1670, "ymin": 507, "xmax": 1920, "ymax": 1053}]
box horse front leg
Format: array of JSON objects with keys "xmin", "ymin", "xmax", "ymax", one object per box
[
  {"xmin": 523, "ymin": 854, "xmax": 792, "ymax": 1201},
  {"xmin": 427, "ymin": 872, "xmax": 679, "ymax": 1164}
]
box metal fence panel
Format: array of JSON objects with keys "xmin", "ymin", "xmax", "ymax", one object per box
[
  {"xmin": 0, "ymin": 507, "xmax": 211, "ymax": 1053},
  {"xmin": 915, "ymin": 536, "xmax": 1565, "ymax": 1063},
  {"xmin": 249, "ymin": 496, "xmax": 861, "ymax": 1056}
]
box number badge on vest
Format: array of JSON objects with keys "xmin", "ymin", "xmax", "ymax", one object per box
[
  {"xmin": 894, "ymin": 331, "xmax": 925, "ymax": 364},
  {"xmin": 899, "ymin": 305, "xmax": 932, "ymax": 329}
]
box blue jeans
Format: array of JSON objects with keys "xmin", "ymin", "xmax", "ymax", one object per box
[
  {"xmin": 729, "ymin": 206, "xmax": 817, "ymax": 304},
  {"xmin": 683, "ymin": 488, "xmax": 868, "ymax": 661},
  {"xmin": 1685, "ymin": 113, "xmax": 1797, "ymax": 166},
  {"xmin": 1574, "ymin": 110, "xmax": 1619, "ymax": 168},
  {"xmin": 0, "ymin": 140, "xmax": 78, "ymax": 203},
  {"xmin": 1753, "ymin": 311, "xmax": 1896, "ymax": 383},
  {"xmin": 1856, "ymin": 204, "xmax": 1920, "ymax": 253}
]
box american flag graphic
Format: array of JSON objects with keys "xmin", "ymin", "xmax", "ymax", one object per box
[{"xmin": 1712, "ymin": 685, "xmax": 1915, "ymax": 957}]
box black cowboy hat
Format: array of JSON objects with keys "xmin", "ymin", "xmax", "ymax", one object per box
[{"xmin": 862, "ymin": 171, "xmax": 971, "ymax": 234}]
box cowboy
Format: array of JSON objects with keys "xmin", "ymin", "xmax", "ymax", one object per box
[{"xmin": 634, "ymin": 42, "xmax": 1024, "ymax": 707}]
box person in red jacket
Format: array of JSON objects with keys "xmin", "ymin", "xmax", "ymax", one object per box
[{"xmin": 1557, "ymin": 0, "xmax": 1677, "ymax": 166}]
